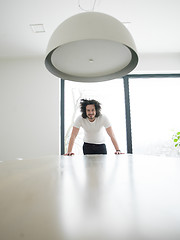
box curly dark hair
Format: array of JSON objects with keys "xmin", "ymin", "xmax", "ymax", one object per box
[{"xmin": 80, "ymin": 99, "xmax": 101, "ymax": 118}]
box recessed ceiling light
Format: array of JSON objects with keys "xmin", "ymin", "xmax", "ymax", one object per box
[{"xmin": 30, "ymin": 24, "xmax": 45, "ymax": 33}]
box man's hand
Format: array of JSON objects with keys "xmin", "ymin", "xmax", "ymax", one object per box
[
  {"xmin": 64, "ymin": 152, "xmax": 75, "ymax": 156},
  {"xmin": 115, "ymin": 150, "xmax": 124, "ymax": 155}
]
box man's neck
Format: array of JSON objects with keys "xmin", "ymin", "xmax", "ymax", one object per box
[{"xmin": 88, "ymin": 117, "xmax": 96, "ymax": 122}]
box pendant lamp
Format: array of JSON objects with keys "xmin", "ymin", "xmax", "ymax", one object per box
[{"xmin": 45, "ymin": 12, "xmax": 138, "ymax": 82}]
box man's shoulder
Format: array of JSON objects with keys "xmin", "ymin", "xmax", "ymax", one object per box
[
  {"xmin": 98, "ymin": 114, "xmax": 108, "ymax": 120},
  {"xmin": 75, "ymin": 115, "xmax": 86, "ymax": 122},
  {"xmin": 75, "ymin": 115, "xmax": 82, "ymax": 121},
  {"xmin": 97, "ymin": 114, "xmax": 111, "ymax": 127},
  {"xmin": 74, "ymin": 115, "xmax": 84, "ymax": 128}
]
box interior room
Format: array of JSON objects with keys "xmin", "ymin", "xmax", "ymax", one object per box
[
  {"xmin": 0, "ymin": 1, "xmax": 180, "ymax": 240},
  {"xmin": 1, "ymin": 0, "xmax": 180, "ymax": 160}
]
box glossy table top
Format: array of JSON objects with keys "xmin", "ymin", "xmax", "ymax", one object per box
[{"xmin": 0, "ymin": 154, "xmax": 180, "ymax": 240}]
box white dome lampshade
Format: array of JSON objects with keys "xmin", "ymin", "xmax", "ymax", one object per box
[{"xmin": 45, "ymin": 12, "xmax": 138, "ymax": 82}]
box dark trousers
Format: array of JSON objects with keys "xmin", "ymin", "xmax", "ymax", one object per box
[{"xmin": 83, "ymin": 142, "xmax": 107, "ymax": 155}]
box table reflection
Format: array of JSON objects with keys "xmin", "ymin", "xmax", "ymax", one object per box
[{"xmin": 58, "ymin": 155, "xmax": 139, "ymax": 240}]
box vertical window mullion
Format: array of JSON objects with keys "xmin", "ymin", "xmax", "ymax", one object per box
[
  {"xmin": 123, "ymin": 76, "xmax": 133, "ymax": 153},
  {"xmin": 61, "ymin": 79, "xmax": 65, "ymax": 155}
]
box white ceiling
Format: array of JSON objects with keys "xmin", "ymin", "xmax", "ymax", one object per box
[{"xmin": 0, "ymin": 0, "xmax": 180, "ymax": 60}]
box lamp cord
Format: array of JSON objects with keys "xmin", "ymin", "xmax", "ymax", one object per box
[
  {"xmin": 92, "ymin": 0, "xmax": 97, "ymax": 11},
  {"xmin": 78, "ymin": 0, "xmax": 97, "ymax": 12}
]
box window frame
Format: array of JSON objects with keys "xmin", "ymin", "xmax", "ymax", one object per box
[{"xmin": 60, "ymin": 74, "xmax": 180, "ymax": 155}]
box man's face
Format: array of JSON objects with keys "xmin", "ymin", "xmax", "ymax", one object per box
[{"xmin": 86, "ymin": 104, "xmax": 96, "ymax": 121}]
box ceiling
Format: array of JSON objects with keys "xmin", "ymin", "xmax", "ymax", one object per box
[{"xmin": 0, "ymin": 0, "xmax": 180, "ymax": 60}]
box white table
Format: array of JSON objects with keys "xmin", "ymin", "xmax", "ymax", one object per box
[{"xmin": 0, "ymin": 154, "xmax": 180, "ymax": 240}]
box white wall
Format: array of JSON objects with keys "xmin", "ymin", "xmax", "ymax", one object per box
[
  {"xmin": 133, "ymin": 52, "xmax": 180, "ymax": 74},
  {"xmin": 0, "ymin": 57, "xmax": 59, "ymax": 161}
]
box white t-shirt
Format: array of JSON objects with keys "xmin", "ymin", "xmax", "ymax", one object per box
[{"xmin": 73, "ymin": 114, "xmax": 111, "ymax": 144}]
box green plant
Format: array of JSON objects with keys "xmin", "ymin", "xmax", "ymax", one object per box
[{"xmin": 172, "ymin": 132, "xmax": 180, "ymax": 148}]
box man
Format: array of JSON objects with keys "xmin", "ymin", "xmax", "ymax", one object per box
[{"xmin": 65, "ymin": 99, "xmax": 123, "ymax": 156}]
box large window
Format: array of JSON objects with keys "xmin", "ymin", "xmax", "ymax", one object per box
[
  {"xmin": 129, "ymin": 75, "xmax": 180, "ymax": 156},
  {"xmin": 61, "ymin": 74, "xmax": 180, "ymax": 157},
  {"xmin": 64, "ymin": 79, "xmax": 127, "ymax": 154}
]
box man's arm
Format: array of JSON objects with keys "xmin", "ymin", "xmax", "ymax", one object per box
[
  {"xmin": 64, "ymin": 127, "xmax": 79, "ymax": 156},
  {"xmin": 106, "ymin": 126, "xmax": 123, "ymax": 154}
]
